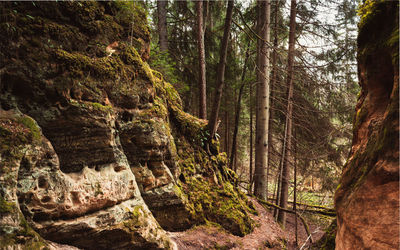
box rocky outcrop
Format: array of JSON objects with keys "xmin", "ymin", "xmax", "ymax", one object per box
[
  {"xmin": 335, "ymin": 1, "xmax": 399, "ymax": 249},
  {"xmin": 0, "ymin": 2, "xmax": 254, "ymax": 249}
]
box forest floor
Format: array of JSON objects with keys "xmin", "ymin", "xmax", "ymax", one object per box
[{"xmin": 168, "ymin": 198, "xmax": 326, "ymax": 249}]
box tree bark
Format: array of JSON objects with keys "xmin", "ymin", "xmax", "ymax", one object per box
[
  {"xmin": 277, "ymin": 0, "xmax": 297, "ymax": 227},
  {"xmin": 294, "ymin": 129, "xmax": 298, "ymax": 247},
  {"xmin": 267, "ymin": 0, "xmax": 280, "ymax": 196},
  {"xmin": 254, "ymin": 0, "xmax": 271, "ymax": 200},
  {"xmin": 207, "ymin": 0, "xmax": 234, "ymax": 138},
  {"xmin": 229, "ymin": 41, "xmax": 251, "ymax": 170},
  {"xmin": 157, "ymin": 0, "xmax": 169, "ymax": 52},
  {"xmin": 249, "ymin": 81, "xmax": 254, "ymax": 192},
  {"xmin": 196, "ymin": 0, "xmax": 207, "ymax": 119}
]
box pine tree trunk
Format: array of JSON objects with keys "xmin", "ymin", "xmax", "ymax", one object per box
[
  {"xmin": 249, "ymin": 81, "xmax": 254, "ymax": 192},
  {"xmin": 254, "ymin": 0, "xmax": 271, "ymax": 200},
  {"xmin": 230, "ymin": 42, "xmax": 251, "ymax": 170},
  {"xmin": 208, "ymin": 0, "xmax": 234, "ymax": 138},
  {"xmin": 224, "ymin": 87, "xmax": 229, "ymax": 154},
  {"xmin": 294, "ymin": 129, "xmax": 298, "ymax": 247},
  {"xmin": 157, "ymin": 0, "xmax": 168, "ymax": 52},
  {"xmin": 277, "ymin": 0, "xmax": 297, "ymax": 227},
  {"xmin": 196, "ymin": 0, "xmax": 207, "ymax": 119},
  {"xmin": 267, "ymin": 0, "xmax": 280, "ymax": 195}
]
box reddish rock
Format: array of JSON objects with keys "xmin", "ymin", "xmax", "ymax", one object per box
[{"xmin": 335, "ymin": 1, "xmax": 399, "ymax": 249}]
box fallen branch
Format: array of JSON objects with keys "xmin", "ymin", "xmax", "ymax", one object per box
[
  {"xmin": 255, "ymin": 197, "xmax": 313, "ymax": 244},
  {"xmin": 265, "ymin": 197, "xmax": 336, "ymax": 216}
]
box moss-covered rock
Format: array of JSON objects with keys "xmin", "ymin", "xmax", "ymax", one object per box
[{"xmin": 0, "ymin": 1, "xmax": 256, "ymax": 248}]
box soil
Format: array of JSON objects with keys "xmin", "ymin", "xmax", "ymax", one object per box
[{"xmin": 168, "ymin": 198, "xmax": 325, "ymax": 249}]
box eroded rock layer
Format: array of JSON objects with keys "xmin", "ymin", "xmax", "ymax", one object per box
[
  {"xmin": 0, "ymin": 2, "xmax": 255, "ymax": 249},
  {"xmin": 335, "ymin": 1, "xmax": 399, "ymax": 249}
]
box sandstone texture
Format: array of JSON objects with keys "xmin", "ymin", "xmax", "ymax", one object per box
[
  {"xmin": 0, "ymin": 2, "xmax": 255, "ymax": 249},
  {"xmin": 335, "ymin": 1, "xmax": 399, "ymax": 249}
]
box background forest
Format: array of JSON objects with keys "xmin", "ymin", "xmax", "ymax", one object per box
[{"xmin": 146, "ymin": 0, "xmax": 359, "ymax": 212}]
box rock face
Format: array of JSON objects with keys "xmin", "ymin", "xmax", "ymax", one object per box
[
  {"xmin": 335, "ymin": 1, "xmax": 399, "ymax": 249},
  {"xmin": 0, "ymin": 2, "xmax": 255, "ymax": 249}
]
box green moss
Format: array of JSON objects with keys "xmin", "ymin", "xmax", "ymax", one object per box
[
  {"xmin": 55, "ymin": 49, "xmax": 124, "ymax": 79},
  {"xmin": 123, "ymin": 205, "xmax": 153, "ymax": 231},
  {"xmin": 0, "ymin": 195, "xmax": 15, "ymax": 213},
  {"xmin": 112, "ymin": 1, "xmax": 150, "ymax": 41},
  {"xmin": 17, "ymin": 116, "xmax": 40, "ymax": 141},
  {"xmin": 178, "ymin": 152, "xmax": 255, "ymax": 236},
  {"xmin": 357, "ymin": 1, "xmax": 398, "ymax": 64},
  {"xmin": 357, "ymin": 0, "xmax": 384, "ymax": 29},
  {"xmin": 90, "ymin": 102, "xmax": 112, "ymax": 112}
]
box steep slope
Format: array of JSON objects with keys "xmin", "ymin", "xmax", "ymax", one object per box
[
  {"xmin": 0, "ymin": 2, "xmax": 254, "ymax": 249},
  {"xmin": 334, "ymin": 1, "xmax": 399, "ymax": 249}
]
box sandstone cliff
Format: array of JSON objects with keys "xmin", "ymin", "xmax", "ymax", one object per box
[
  {"xmin": 0, "ymin": 2, "xmax": 255, "ymax": 249},
  {"xmin": 334, "ymin": 1, "xmax": 399, "ymax": 249}
]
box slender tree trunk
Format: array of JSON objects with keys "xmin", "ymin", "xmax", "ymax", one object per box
[
  {"xmin": 230, "ymin": 41, "xmax": 251, "ymax": 170},
  {"xmin": 249, "ymin": 82, "xmax": 254, "ymax": 192},
  {"xmin": 294, "ymin": 129, "xmax": 298, "ymax": 247},
  {"xmin": 208, "ymin": 0, "xmax": 234, "ymax": 138},
  {"xmin": 203, "ymin": 0, "xmax": 209, "ymax": 33},
  {"xmin": 274, "ymin": 119, "xmax": 287, "ymax": 219},
  {"xmin": 254, "ymin": 0, "xmax": 271, "ymax": 200},
  {"xmin": 157, "ymin": 0, "xmax": 168, "ymax": 52},
  {"xmin": 277, "ymin": 0, "xmax": 297, "ymax": 227},
  {"xmin": 225, "ymin": 87, "xmax": 229, "ymax": 154},
  {"xmin": 267, "ymin": 0, "xmax": 280, "ymax": 197},
  {"xmin": 196, "ymin": 0, "xmax": 207, "ymax": 119}
]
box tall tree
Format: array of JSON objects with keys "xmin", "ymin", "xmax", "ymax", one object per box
[
  {"xmin": 254, "ymin": 0, "xmax": 271, "ymax": 200},
  {"xmin": 196, "ymin": 0, "xmax": 207, "ymax": 119},
  {"xmin": 157, "ymin": 0, "xmax": 168, "ymax": 52},
  {"xmin": 208, "ymin": 0, "xmax": 234, "ymax": 138},
  {"xmin": 277, "ymin": 0, "xmax": 297, "ymax": 227},
  {"xmin": 267, "ymin": 0, "xmax": 280, "ymax": 198},
  {"xmin": 249, "ymin": 79, "xmax": 254, "ymax": 192},
  {"xmin": 230, "ymin": 41, "xmax": 250, "ymax": 170}
]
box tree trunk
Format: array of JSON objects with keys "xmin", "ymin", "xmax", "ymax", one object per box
[
  {"xmin": 254, "ymin": 0, "xmax": 271, "ymax": 200},
  {"xmin": 294, "ymin": 128, "xmax": 298, "ymax": 247},
  {"xmin": 203, "ymin": 0, "xmax": 209, "ymax": 33},
  {"xmin": 274, "ymin": 119, "xmax": 287, "ymax": 219},
  {"xmin": 157, "ymin": 0, "xmax": 168, "ymax": 52},
  {"xmin": 267, "ymin": 0, "xmax": 280, "ymax": 196},
  {"xmin": 229, "ymin": 41, "xmax": 251, "ymax": 170},
  {"xmin": 196, "ymin": 0, "xmax": 207, "ymax": 119},
  {"xmin": 207, "ymin": 0, "xmax": 234, "ymax": 138},
  {"xmin": 277, "ymin": 0, "xmax": 297, "ymax": 227},
  {"xmin": 224, "ymin": 87, "xmax": 229, "ymax": 154},
  {"xmin": 249, "ymin": 81, "xmax": 254, "ymax": 192}
]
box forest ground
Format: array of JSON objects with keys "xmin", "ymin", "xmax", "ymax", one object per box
[{"xmin": 168, "ymin": 198, "xmax": 325, "ymax": 249}]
